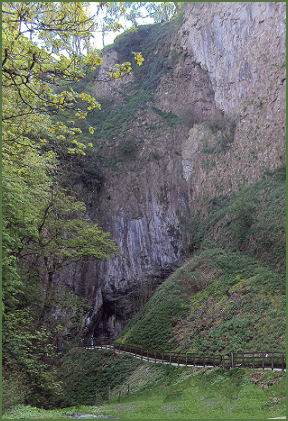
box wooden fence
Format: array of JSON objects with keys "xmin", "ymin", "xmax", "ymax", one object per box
[{"xmin": 84, "ymin": 338, "xmax": 286, "ymax": 371}]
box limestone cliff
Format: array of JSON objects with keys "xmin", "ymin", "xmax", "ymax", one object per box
[{"xmin": 61, "ymin": 2, "xmax": 286, "ymax": 338}]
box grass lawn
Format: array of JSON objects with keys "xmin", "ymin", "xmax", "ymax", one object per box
[{"xmin": 3, "ymin": 366, "xmax": 285, "ymax": 419}]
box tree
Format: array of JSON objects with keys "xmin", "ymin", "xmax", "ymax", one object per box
[
  {"xmin": 145, "ymin": 2, "xmax": 176, "ymax": 23},
  {"xmin": 2, "ymin": 2, "xmax": 144, "ymax": 154},
  {"xmin": 2, "ymin": 2, "xmax": 138, "ymax": 409},
  {"xmin": 92, "ymin": 2, "xmax": 125, "ymax": 47},
  {"xmin": 113, "ymin": 2, "xmax": 177, "ymax": 28},
  {"xmin": 23, "ymin": 187, "xmax": 118, "ymax": 295}
]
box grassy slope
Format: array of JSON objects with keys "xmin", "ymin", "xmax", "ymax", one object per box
[
  {"xmin": 3, "ymin": 358, "xmax": 286, "ymax": 419},
  {"xmin": 116, "ymin": 169, "xmax": 286, "ymax": 354}
]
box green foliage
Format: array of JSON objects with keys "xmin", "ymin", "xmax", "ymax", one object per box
[
  {"xmin": 2, "ymin": 373, "xmax": 28, "ymax": 413},
  {"xmin": 3, "ymin": 1, "xmax": 120, "ymax": 378},
  {"xmin": 145, "ymin": 2, "xmax": 177, "ymax": 23},
  {"xmin": 58, "ymin": 349, "xmax": 141, "ymax": 406},
  {"xmin": 118, "ymin": 249, "xmax": 285, "ymax": 354},
  {"xmin": 202, "ymin": 115, "xmax": 237, "ymax": 153},
  {"xmin": 31, "ymin": 188, "xmax": 118, "ymax": 266},
  {"xmin": 2, "ymin": 3, "xmax": 105, "ymax": 157},
  {"xmin": 84, "ymin": 87, "xmax": 153, "ymax": 147},
  {"xmin": 4, "ymin": 367, "xmax": 286, "ymax": 419},
  {"xmin": 230, "ymin": 194, "xmax": 256, "ymax": 249},
  {"xmin": 118, "ymin": 272, "xmax": 190, "ymax": 351},
  {"xmin": 3, "ymin": 307, "xmax": 63, "ymax": 409},
  {"xmin": 2, "ymin": 173, "xmax": 117, "ymax": 409},
  {"xmin": 187, "ymin": 168, "xmax": 286, "ymax": 272},
  {"xmin": 151, "ymin": 107, "xmax": 184, "ymax": 127},
  {"xmin": 111, "ymin": 22, "xmax": 175, "ymax": 91}
]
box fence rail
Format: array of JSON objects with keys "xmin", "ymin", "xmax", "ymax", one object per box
[{"xmin": 83, "ymin": 338, "xmax": 286, "ymax": 371}]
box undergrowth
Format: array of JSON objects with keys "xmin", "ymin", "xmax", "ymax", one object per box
[
  {"xmin": 4, "ymin": 365, "xmax": 286, "ymax": 419},
  {"xmin": 109, "ymin": 22, "xmax": 176, "ymax": 92},
  {"xmin": 57, "ymin": 348, "xmax": 140, "ymax": 406},
  {"xmin": 186, "ymin": 166, "xmax": 286, "ymax": 273}
]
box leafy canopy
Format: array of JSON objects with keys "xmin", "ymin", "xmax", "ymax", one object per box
[{"xmin": 2, "ymin": 1, "xmax": 144, "ymax": 155}]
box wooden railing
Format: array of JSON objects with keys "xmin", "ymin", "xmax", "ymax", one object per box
[{"xmin": 83, "ymin": 338, "xmax": 286, "ymax": 371}]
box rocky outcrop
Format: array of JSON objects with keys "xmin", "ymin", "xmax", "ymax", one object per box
[
  {"xmin": 63, "ymin": 3, "xmax": 286, "ymax": 338},
  {"xmin": 183, "ymin": 2, "xmax": 286, "ymax": 113}
]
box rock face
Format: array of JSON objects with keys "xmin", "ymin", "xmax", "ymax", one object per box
[
  {"xmin": 183, "ymin": 2, "xmax": 286, "ymax": 113},
  {"xmin": 64, "ymin": 3, "xmax": 286, "ymax": 338}
]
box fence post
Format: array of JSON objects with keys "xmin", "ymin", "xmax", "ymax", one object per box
[
  {"xmin": 118, "ymin": 391, "xmax": 121, "ymax": 403},
  {"xmin": 282, "ymin": 354, "xmax": 285, "ymax": 372},
  {"xmin": 147, "ymin": 351, "xmax": 149, "ymax": 362},
  {"xmin": 185, "ymin": 352, "xmax": 187, "ymax": 367},
  {"xmin": 127, "ymin": 384, "xmax": 130, "ymax": 396},
  {"xmin": 178, "ymin": 354, "xmax": 180, "ymax": 366},
  {"xmin": 271, "ymin": 353, "xmax": 274, "ymax": 371},
  {"xmin": 155, "ymin": 352, "xmax": 156, "ymax": 363},
  {"xmin": 231, "ymin": 352, "xmax": 234, "ymax": 369},
  {"xmin": 262, "ymin": 354, "xmax": 264, "ymax": 369}
]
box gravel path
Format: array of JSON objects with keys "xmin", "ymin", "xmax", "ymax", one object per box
[{"xmin": 87, "ymin": 346, "xmax": 286, "ymax": 372}]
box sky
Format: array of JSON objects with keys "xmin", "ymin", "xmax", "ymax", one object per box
[{"xmin": 87, "ymin": 3, "xmax": 154, "ymax": 49}]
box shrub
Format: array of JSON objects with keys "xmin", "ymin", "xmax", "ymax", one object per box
[
  {"xmin": 110, "ymin": 22, "xmax": 175, "ymax": 92},
  {"xmin": 151, "ymin": 107, "xmax": 184, "ymax": 127},
  {"xmin": 202, "ymin": 115, "xmax": 237, "ymax": 153},
  {"xmin": 2, "ymin": 373, "xmax": 28, "ymax": 412},
  {"xmin": 186, "ymin": 168, "xmax": 285, "ymax": 273},
  {"xmin": 58, "ymin": 349, "xmax": 140, "ymax": 406}
]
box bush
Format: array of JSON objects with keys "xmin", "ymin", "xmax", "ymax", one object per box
[
  {"xmin": 119, "ymin": 136, "xmax": 140, "ymax": 156},
  {"xmin": 230, "ymin": 195, "xmax": 256, "ymax": 250},
  {"xmin": 186, "ymin": 168, "xmax": 285, "ymax": 273},
  {"xmin": 2, "ymin": 373, "xmax": 28, "ymax": 413},
  {"xmin": 180, "ymin": 104, "xmax": 203, "ymax": 128},
  {"xmin": 110, "ymin": 22, "xmax": 175, "ymax": 92},
  {"xmin": 58, "ymin": 349, "xmax": 140, "ymax": 406},
  {"xmin": 151, "ymin": 107, "xmax": 184, "ymax": 127},
  {"xmin": 202, "ymin": 115, "xmax": 237, "ymax": 153}
]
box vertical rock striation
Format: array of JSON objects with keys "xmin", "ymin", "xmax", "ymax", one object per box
[{"xmin": 64, "ymin": 3, "xmax": 285, "ymax": 338}]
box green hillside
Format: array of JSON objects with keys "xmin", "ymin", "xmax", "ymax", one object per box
[{"xmin": 117, "ymin": 169, "xmax": 286, "ymax": 353}]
